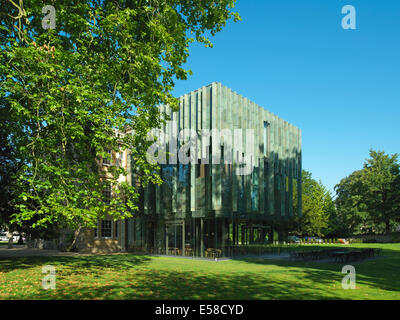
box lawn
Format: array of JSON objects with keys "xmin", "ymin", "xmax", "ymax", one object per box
[{"xmin": 0, "ymin": 243, "xmax": 399, "ymax": 300}]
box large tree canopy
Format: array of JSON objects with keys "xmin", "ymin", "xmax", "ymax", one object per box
[
  {"xmin": 0, "ymin": 0, "xmax": 240, "ymax": 232},
  {"xmin": 334, "ymin": 170, "xmax": 369, "ymax": 236},
  {"xmin": 335, "ymin": 150, "xmax": 400, "ymax": 234}
]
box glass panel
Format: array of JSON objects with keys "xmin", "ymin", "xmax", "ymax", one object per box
[
  {"xmin": 166, "ymin": 223, "xmax": 183, "ymax": 255},
  {"xmin": 185, "ymin": 220, "xmax": 194, "ymax": 256},
  {"xmin": 127, "ymin": 219, "xmax": 134, "ymax": 246}
]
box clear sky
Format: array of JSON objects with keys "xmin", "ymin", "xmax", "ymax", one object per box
[{"xmin": 172, "ymin": 0, "xmax": 400, "ymax": 195}]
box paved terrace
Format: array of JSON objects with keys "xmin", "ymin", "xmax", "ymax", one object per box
[
  {"xmin": 0, "ymin": 245, "xmax": 292, "ymax": 260},
  {"xmin": 0, "ymin": 246, "xmax": 382, "ymax": 264},
  {"xmin": 0, "ymin": 245, "xmax": 90, "ymax": 258}
]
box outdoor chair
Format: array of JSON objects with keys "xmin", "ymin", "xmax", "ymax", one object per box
[
  {"xmin": 367, "ymin": 248, "xmax": 375, "ymax": 257},
  {"xmin": 205, "ymin": 248, "xmax": 214, "ymax": 258},
  {"xmin": 185, "ymin": 247, "xmax": 193, "ymax": 256},
  {"xmin": 289, "ymin": 251, "xmax": 298, "ymax": 260},
  {"xmin": 168, "ymin": 247, "xmax": 180, "ymax": 255}
]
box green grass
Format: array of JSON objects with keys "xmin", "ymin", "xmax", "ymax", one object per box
[{"xmin": 0, "ymin": 243, "xmax": 399, "ymax": 300}]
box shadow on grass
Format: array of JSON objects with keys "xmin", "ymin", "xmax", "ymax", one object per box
[
  {"xmin": 11, "ymin": 267, "xmax": 348, "ymax": 300},
  {"xmin": 236, "ymin": 244, "xmax": 400, "ymax": 296},
  {"xmin": 0, "ymin": 254, "xmax": 152, "ymax": 274},
  {"xmin": 0, "ymin": 253, "xmax": 345, "ymax": 300},
  {"xmin": 1, "ymin": 244, "xmax": 399, "ymax": 300}
]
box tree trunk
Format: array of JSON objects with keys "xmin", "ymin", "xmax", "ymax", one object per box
[
  {"xmin": 7, "ymin": 236, "xmax": 13, "ymax": 249},
  {"xmin": 385, "ymin": 219, "xmax": 391, "ymax": 234},
  {"xmin": 68, "ymin": 225, "xmax": 82, "ymax": 252}
]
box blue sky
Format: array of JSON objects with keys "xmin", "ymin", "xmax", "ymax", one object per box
[{"xmin": 172, "ymin": 0, "xmax": 400, "ymax": 195}]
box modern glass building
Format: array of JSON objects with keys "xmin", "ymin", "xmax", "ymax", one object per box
[{"xmin": 121, "ymin": 82, "xmax": 302, "ymax": 257}]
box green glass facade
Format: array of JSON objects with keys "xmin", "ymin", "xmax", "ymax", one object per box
[{"xmin": 125, "ymin": 82, "xmax": 302, "ymax": 257}]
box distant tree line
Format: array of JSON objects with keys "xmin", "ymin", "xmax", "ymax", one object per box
[{"xmin": 290, "ymin": 150, "xmax": 400, "ymax": 237}]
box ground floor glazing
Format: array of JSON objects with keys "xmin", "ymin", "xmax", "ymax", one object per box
[{"xmin": 125, "ymin": 216, "xmax": 288, "ymax": 258}]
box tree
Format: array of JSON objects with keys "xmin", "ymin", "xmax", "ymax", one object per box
[
  {"xmin": 335, "ymin": 150, "xmax": 400, "ymax": 235},
  {"xmin": 360, "ymin": 150, "xmax": 400, "ymax": 233},
  {"xmin": 334, "ymin": 170, "xmax": 370, "ymax": 236},
  {"xmin": 292, "ymin": 170, "xmax": 331, "ymax": 237},
  {"xmin": 0, "ymin": 97, "xmax": 19, "ymax": 230},
  {"xmin": 322, "ymin": 191, "xmax": 341, "ymax": 237},
  {"xmin": 1, "ymin": 1, "xmax": 240, "ymax": 236}
]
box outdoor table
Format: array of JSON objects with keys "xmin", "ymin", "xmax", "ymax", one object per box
[
  {"xmin": 291, "ymin": 248, "xmax": 376, "ymax": 263},
  {"xmin": 168, "ymin": 247, "xmax": 180, "ymax": 255},
  {"xmin": 205, "ymin": 248, "xmax": 214, "ymax": 258},
  {"xmin": 331, "ymin": 251, "xmax": 349, "ymax": 263},
  {"xmin": 289, "ymin": 252, "xmax": 299, "ymax": 260},
  {"xmin": 214, "ymin": 249, "xmax": 222, "ymax": 258}
]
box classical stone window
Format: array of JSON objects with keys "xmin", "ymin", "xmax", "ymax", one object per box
[
  {"xmin": 102, "ymin": 184, "xmax": 112, "ymax": 204},
  {"xmin": 101, "ymin": 220, "xmax": 112, "ymax": 238},
  {"xmin": 103, "ymin": 149, "xmax": 112, "ymax": 165},
  {"xmin": 94, "ymin": 220, "xmax": 117, "ymax": 239}
]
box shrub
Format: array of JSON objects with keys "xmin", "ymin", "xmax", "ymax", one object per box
[{"xmin": 392, "ymin": 232, "xmax": 400, "ymax": 243}]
